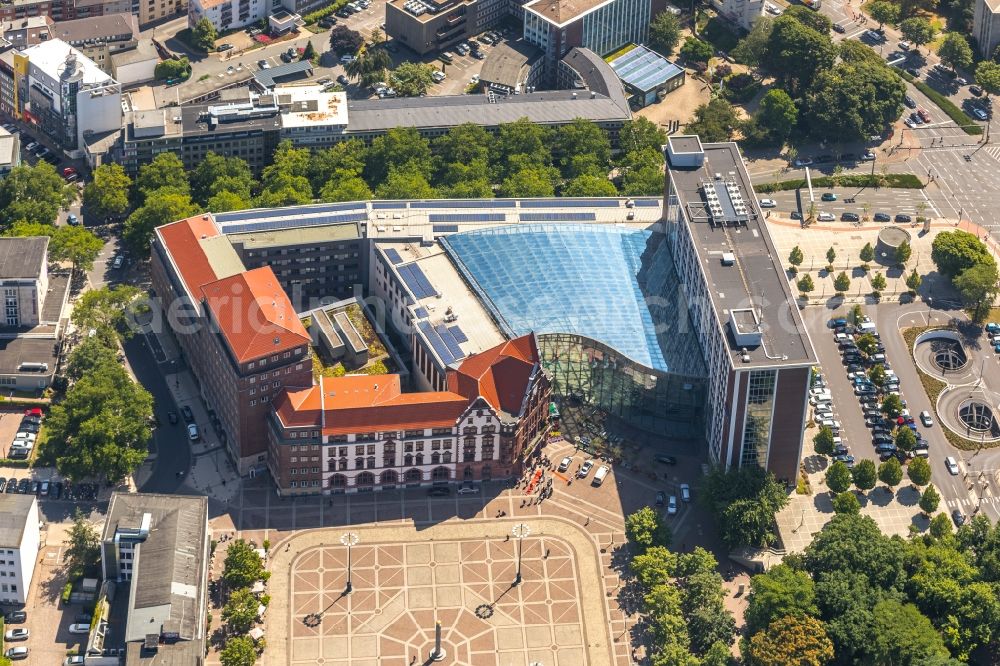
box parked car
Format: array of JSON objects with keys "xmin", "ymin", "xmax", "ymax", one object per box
[
  {"xmin": 655, "ymin": 455, "xmax": 677, "ymax": 465},
  {"xmin": 427, "ymin": 486, "xmax": 449, "ymax": 497},
  {"xmin": 187, "ymin": 424, "xmax": 200, "ymax": 441},
  {"xmin": 817, "ymin": 212, "xmax": 836, "ymax": 222},
  {"xmin": 873, "ymin": 213, "xmax": 891, "ymax": 222},
  {"xmin": 558, "ymin": 456, "xmax": 572, "ymax": 472},
  {"xmin": 456, "ymin": 485, "xmax": 479, "ymax": 495},
  {"xmin": 181, "ymin": 406, "xmax": 194, "ymax": 422},
  {"xmin": 833, "ymin": 454, "xmax": 855, "ymax": 466},
  {"xmin": 895, "ymin": 213, "xmax": 912, "ymax": 223},
  {"xmin": 679, "ymin": 483, "xmax": 691, "ymax": 502},
  {"xmin": 952, "ymin": 509, "xmax": 966, "ymax": 526},
  {"xmin": 578, "ymin": 460, "xmax": 594, "ymax": 478},
  {"xmin": 5, "ymin": 647, "xmax": 27, "ymax": 660},
  {"xmin": 68, "ymin": 624, "xmax": 90, "ymax": 635},
  {"xmin": 655, "ymin": 491, "xmax": 666, "ymax": 506},
  {"xmin": 4, "ymin": 628, "xmax": 28, "ymax": 641},
  {"xmin": 841, "ymin": 212, "xmax": 860, "ymax": 222},
  {"xmin": 216, "ymin": 43, "xmax": 233, "ymax": 52},
  {"xmin": 667, "ymin": 495, "xmax": 678, "ymax": 515},
  {"xmin": 4, "ymin": 611, "xmax": 26, "ymax": 624},
  {"xmin": 759, "ymin": 198, "xmax": 776, "ymax": 208}
]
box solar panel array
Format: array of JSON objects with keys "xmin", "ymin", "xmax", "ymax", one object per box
[
  {"xmin": 384, "ymin": 248, "xmax": 403, "ymax": 264},
  {"xmin": 416, "ymin": 200, "xmax": 517, "ymax": 208},
  {"xmin": 372, "ymin": 201, "xmax": 406, "ymax": 209},
  {"xmin": 436, "ymin": 324, "xmax": 465, "ymax": 360},
  {"xmin": 224, "ymin": 212, "xmax": 367, "ymax": 235},
  {"xmin": 634, "ymin": 198, "xmax": 662, "ymax": 207},
  {"xmin": 519, "ymin": 199, "xmax": 621, "ymax": 208},
  {"xmin": 417, "ymin": 321, "xmax": 467, "ymax": 365},
  {"xmin": 413, "ymin": 307, "xmax": 429, "ymax": 319},
  {"xmin": 609, "ymin": 45, "xmax": 685, "ymax": 92},
  {"xmin": 432, "ymin": 224, "xmax": 460, "ymax": 233},
  {"xmin": 520, "ymin": 212, "xmax": 597, "ymax": 222},
  {"xmin": 448, "ymin": 325, "xmax": 468, "ymax": 343},
  {"xmin": 398, "ymin": 263, "xmax": 436, "ymax": 299},
  {"xmin": 428, "ymin": 213, "xmax": 507, "ymax": 223},
  {"xmin": 217, "ymin": 202, "xmax": 364, "ymax": 224}
]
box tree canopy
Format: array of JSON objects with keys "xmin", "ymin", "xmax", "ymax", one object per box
[
  {"xmin": 625, "ymin": 507, "xmax": 672, "ymax": 552},
  {"xmin": 0, "ymin": 161, "xmax": 75, "ymax": 228},
  {"xmin": 223, "ymin": 539, "xmax": 270, "ymax": 589},
  {"xmin": 83, "ymin": 163, "xmax": 131, "ymax": 219},
  {"xmin": 191, "ymin": 17, "xmax": 217, "ymax": 51},
  {"xmin": 649, "ymin": 11, "xmax": 682, "ymax": 56},
  {"xmin": 702, "ymin": 466, "xmax": 789, "ymax": 549}
]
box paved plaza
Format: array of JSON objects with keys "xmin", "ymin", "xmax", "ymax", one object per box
[{"xmin": 269, "ymin": 519, "xmax": 608, "ymax": 666}]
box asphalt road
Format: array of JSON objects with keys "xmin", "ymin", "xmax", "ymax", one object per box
[
  {"xmin": 123, "ymin": 332, "xmax": 192, "ymax": 494},
  {"xmin": 765, "ymin": 186, "xmax": 932, "ymax": 220}
]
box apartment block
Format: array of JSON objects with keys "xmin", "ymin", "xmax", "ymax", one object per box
[{"xmin": 0, "ymin": 494, "xmax": 40, "ymax": 605}]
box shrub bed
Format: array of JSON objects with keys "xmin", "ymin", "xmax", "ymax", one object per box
[
  {"xmin": 755, "ymin": 173, "xmax": 924, "ymax": 193},
  {"xmin": 898, "ymin": 70, "xmax": 983, "ymax": 136}
]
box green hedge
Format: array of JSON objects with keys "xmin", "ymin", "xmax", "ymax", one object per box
[
  {"xmin": 61, "ymin": 582, "xmax": 73, "ymax": 605},
  {"xmin": 303, "ymin": 0, "xmax": 351, "ymax": 25},
  {"xmin": 897, "ymin": 70, "xmax": 983, "ymax": 136},
  {"xmin": 755, "ymin": 173, "xmax": 924, "ymax": 193},
  {"xmin": 0, "ymin": 459, "xmax": 31, "ymax": 468}
]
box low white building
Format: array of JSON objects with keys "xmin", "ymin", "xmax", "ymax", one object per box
[
  {"xmin": 188, "ymin": 0, "xmax": 277, "ymax": 32},
  {"xmin": 709, "ymin": 0, "xmax": 764, "ymax": 31},
  {"xmin": 0, "ymin": 495, "xmax": 41, "ymax": 606}
]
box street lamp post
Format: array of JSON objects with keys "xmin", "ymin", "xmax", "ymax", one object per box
[
  {"xmin": 341, "ymin": 532, "xmax": 359, "ymax": 595},
  {"xmin": 512, "ymin": 523, "xmax": 530, "ymax": 586}
]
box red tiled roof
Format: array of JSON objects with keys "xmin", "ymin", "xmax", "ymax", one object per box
[
  {"xmin": 452, "ymin": 334, "xmax": 539, "ymax": 415},
  {"xmin": 201, "ymin": 268, "xmax": 310, "ymax": 364},
  {"xmin": 155, "ymin": 215, "xmax": 221, "ymax": 300}
]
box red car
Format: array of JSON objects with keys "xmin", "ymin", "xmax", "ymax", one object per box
[
  {"xmin": 23, "ymin": 408, "xmax": 41, "ymax": 418},
  {"xmin": 62, "ymin": 167, "xmax": 76, "ymax": 178}
]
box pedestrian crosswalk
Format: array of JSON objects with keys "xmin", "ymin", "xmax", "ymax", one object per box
[
  {"xmin": 984, "ymin": 145, "xmax": 1000, "ymax": 162},
  {"xmin": 946, "ymin": 494, "xmax": 1000, "ymax": 510}
]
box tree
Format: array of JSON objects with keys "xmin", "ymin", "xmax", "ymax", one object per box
[
  {"xmin": 789, "ymin": 245, "xmax": 804, "ymax": 269},
  {"xmin": 906, "ymin": 269, "xmax": 923, "ymax": 293},
  {"xmin": 301, "ymin": 40, "xmax": 317, "ymax": 62},
  {"xmin": 803, "ymin": 514, "xmax": 906, "ymax": 591},
  {"xmin": 686, "ymin": 98, "xmax": 739, "ymax": 143},
  {"xmin": 84, "ymin": 163, "xmax": 131, "ymax": 219},
  {"xmin": 919, "ymin": 485, "xmax": 941, "ymax": 514},
  {"xmin": 494, "ymin": 118, "xmax": 553, "ymax": 179},
  {"xmin": 938, "ymin": 32, "xmax": 973, "ymax": 73},
  {"xmin": 45, "ymin": 358, "xmax": 153, "ymax": 482},
  {"xmin": 620, "ymin": 154, "xmax": 664, "ymax": 196},
  {"xmin": 223, "ymin": 539, "xmax": 269, "ymax": 589},
  {"xmin": 71, "ymin": 285, "xmax": 143, "ymax": 338},
  {"xmin": 66, "ymin": 336, "xmax": 118, "ymax": 381},
  {"xmin": 66, "ymin": 508, "xmax": 100, "ymax": 574},
  {"xmin": 797, "ymin": 273, "xmax": 815, "ymax": 295},
  {"xmin": 389, "ymin": 62, "xmax": 436, "ymax": 96},
  {"xmin": 680, "ymin": 37, "xmax": 713, "ymax": 64},
  {"xmin": 0, "ymin": 162, "xmax": 74, "ymax": 228},
  {"xmin": 191, "ymin": 152, "xmax": 255, "ymax": 205},
  {"xmin": 868, "ymin": 363, "xmax": 887, "ymax": 387},
  {"xmin": 649, "ymin": 11, "xmax": 682, "ymax": 56},
  {"xmin": 834, "ymin": 271, "xmax": 851, "ymax": 294},
  {"xmin": 976, "ymin": 60, "xmax": 1000, "ymax": 96},
  {"xmin": 191, "ymin": 17, "xmax": 217, "ymax": 51},
  {"xmin": 733, "ymin": 16, "xmax": 774, "ymax": 69},
  {"xmin": 856, "ymin": 332, "xmax": 878, "ymax": 356},
  {"xmin": 154, "ymin": 57, "xmax": 190, "ymax": 81},
  {"xmin": 365, "ymin": 127, "xmax": 433, "ymax": 185},
  {"xmin": 878, "ymin": 457, "xmax": 903, "ymax": 490},
  {"xmin": 619, "ymin": 117, "xmax": 667, "ymax": 155},
  {"xmin": 374, "ymin": 170, "xmax": 437, "ymax": 200},
  {"xmin": 632, "ymin": 546, "xmax": 677, "ymax": 589},
  {"xmin": 871, "ymin": 271, "xmax": 887, "ymax": 292},
  {"xmin": 748, "ymin": 614, "xmax": 834, "ymax": 666},
  {"xmin": 310, "ymin": 140, "xmax": 368, "ymax": 188},
  {"xmin": 753, "ymin": 89, "xmax": 798, "ymax": 144},
  {"xmin": 826, "ymin": 460, "xmax": 852, "ymax": 494},
  {"xmin": 553, "ymin": 119, "xmax": 611, "ymax": 179},
  {"xmin": 136, "ymin": 152, "xmax": 189, "ymax": 198},
  {"xmin": 744, "ymin": 564, "xmax": 818, "ymax": 636},
  {"xmin": 220, "ymin": 636, "xmax": 258, "ymax": 666},
  {"xmin": 562, "ymin": 174, "xmax": 617, "ymax": 196},
  {"xmin": 931, "ymin": 230, "xmax": 994, "ymax": 278},
  {"xmin": 702, "ymin": 466, "xmax": 789, "ymax": 549},
  {"xmin": 124, "ymin": 189, "xmax": 199, "ymax": 253},
  {"xmin": 762, "ymin": 15, "xmax": 837, "ymax": 95},
  {"xmin": 868, "ymin": 0, "xmax": 900, "ymax": 28},
  {"xmin": 896, "ymin": 240, "xmax": 912, "ymax": 266},
  {"xmin": 320, "ymin": 175, "xmax": 373, "ymax": 202},
  {"xmin": 954, "ymin": 263, "xmax": 1000, "ymax": 322},
  {"xmin": 625, "ymin": 507, "xmax": 672, "ymax": 552},
  {"xmin": 871, "ymin": 600, "xmax": 950, "ymax": 665},
  {"xmin": 784, "ymin": 4, "xmax": 832, "ymax": 32},
  {"xmin": 895, "ymin": 426, "xmax": 917, "ymax": 452},
  {"xmin": 833, "ymin": 491, "xmax": 861, "ymax": 514},
  {"xmin": 49, "ymin": 225, "xmax": 103, "ymax": 273},
  {"xmin": 222, "ymin": 588, "xmax": 260, "ymax": 633},
  {"xmin": 908, "ymin": 456, "xmax": 932, "ymax": 486},
  {"xmin": 254, "ymin": 173, "xmax": 312, "ymax": 208},
  {"xmin": 813, "ymin": 425, "xmax": 834, "ymax": 455},
  {"xmin": 852, "ymin": 459, "xmax": 877, "ymax": 492},
  {"xmin": 499, "ymin": 165, "xmax": 558, "ymax": 198},
  {"xmin": 929, "ymin": 511, "xmax": 953, "ymax": 539},
  {"xmin": 882, "ymin": 394, "xmax": 904, "ymax": 418},
  {"xmin": 899, "ymin": 17, "xmax": 937, "ymax": 51},
  {"xmin": 860, "ymin": 242, "xmax": 875, "ymax": 264},
  {"xmin": 207, "ymin": 190, "xmax": 252, "ymax": 213},
  {"xmin": 805, "ymin": 61, "xmax": 906, "ymax": 142},
  {"xmin": 826, "ymin": 246, "xmax": 836, "ymax": 265},
  {"xmin": 329, "ymin": 24, "xmax": 363, "ymax": 55}
]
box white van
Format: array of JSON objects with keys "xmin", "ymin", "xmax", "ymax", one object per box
[
  {"xmin": 592, "ymin": 465, "xmax": 610, "ymax": 486},
  {"xmin": 859, "ymin": 321, "xmax": 877, "ymax": 333}
]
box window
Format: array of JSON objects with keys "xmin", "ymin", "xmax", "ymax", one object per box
[
  {"xmin": 355, "ymin": 445, "xmax": 364, "ymax": 455},
  {"xmin": 740, "ymin": 370, "xmax": 777, "ymax": 467},
  {"xmin": 291, "ymin": 457, "xmax": 298, "ymax": 463},
  {"xmin": 291, "ymin": 468, "xmax": 297, "ymax": 474},
  {"xmin": 367, "ymin": 444, "xmax": 375, "ymax": 455}
]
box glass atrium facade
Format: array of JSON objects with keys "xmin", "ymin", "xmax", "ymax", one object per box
[{"xmin": 441, "ymin": 224, "xmax": 707, "ymax": 437}]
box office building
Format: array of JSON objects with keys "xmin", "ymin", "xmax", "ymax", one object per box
[
  {"xmin": 1, "ymin": 16, "xmax": 53, "ymax": 50},
  {"xmin": 119, "ymin": 79, "xmax": 630, "ymax": 175},
  {"xmin": 0, "ymin": 236, "xmax": 48, "ymax": 329},
  {"xmin": 385, "ymin": 0, "xmax": 476, "ymax": 55},
  {"xmin": 269, "ymin": 334, "xmax": 550, "ymax": 494},
  {"xmin": 607, "ymin": 44, "xmax": 685, "ymax": 108},
  {"xmin": 709, "ymin": 0, "xmax": 763, "ymax": 30},
  {"xmin": 13, "ymin": 38, "xmax": 122, "ymax": 156},
  {"xmin": 663, "ymin": 136, "xmax": 816, "ymax": 483},
  {"xmin": 98, "ymin": 493, "xmax": 210, "ymax": 664},
  {"xmin": 478, "ymin": 40, "xmax": 544, "ymax": 94},
  {"xmin": 0, "ymin": 495, "xmax": 40, "ymax": 606},
  {"xmin": 975, "ymin": 0, "xmax": 1000, "ymax": 59},
  {"xmin": 48, "ymin": 13, "xmax": 139, "ymax": 75},
  {"xmin": 110, "ymin": 38, "xmax": 158, "ymax": 86}
]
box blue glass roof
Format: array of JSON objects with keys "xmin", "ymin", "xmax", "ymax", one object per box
[
  {"xmin": 608, "ymin": 45, "xmax": 684, "ymax": 93},
  {"xmin": 441, "ymin": 224, "xmax": 705, "ymax": 375}
]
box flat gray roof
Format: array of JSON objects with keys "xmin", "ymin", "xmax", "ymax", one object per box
[
  {"xmin": 255, "ymin": 60, "xmax": 313, "ymax": 89},
  {"xmin": 668, "ymin": 142, "xmax": 817, "ymax": 367},
  {"xmin": 479, "ymin": 40, "xmax": 541, "ymax": 89},
  {"xmin": 0, "ymin": 494, "xmax": 35, "ymax": 547},
  {"xmin": 345, "ymin": 89, "xmax": 630, "ymax": 133},
  {"xmin": 104, "ymin": 493, "xmax": 209, "ymax": 643},
  {"xmin": 0, "ymin": 237, "xmax": 47, "ymax": 279},
  {"xmin": 560, "ymin": 48, "xmax": 630, "ymax": 115},
  {"xmin": 50, "ymin": 12, "xmax": 137, "ymax": 43}
]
